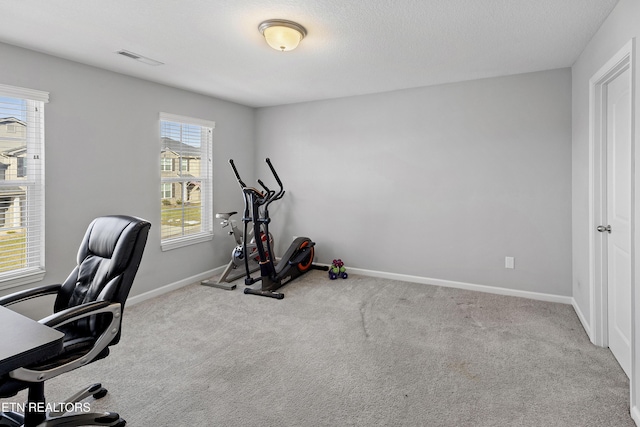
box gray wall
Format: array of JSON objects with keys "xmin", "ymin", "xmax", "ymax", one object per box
[
  {"xmin": 256, "ymin": 68, "xmax": 572, "ymax": 296},
  {"xmin": 571, "ymin": 0, "xmax": 640, "ymax": 334},
  {"xmin": 0, "ymin": 42, "xmax": 255, "ymax": 310},
  {"xmin": 0, "ymin": 42, "xmax": 574, "ymax": 309}
]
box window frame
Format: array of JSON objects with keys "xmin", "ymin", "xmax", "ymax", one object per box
[
  {"xmin": 161, "ymin": 157, "xmax": 173, "ymax": 172},
  {"xmin": 159, "ymin": 112, "xmax": 214, "ymax": 251},
  {"xmin": 161, "ymin": 182, "xmax": 173, "ymax": 199},
  {"xmin": 0, "ymin": 83, "xmax": 48, "ymax": 290}
]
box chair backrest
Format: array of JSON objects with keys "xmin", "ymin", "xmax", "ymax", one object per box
[{"xmin": 53, "ymin": 215, "xmax": 150, "ymax": 341}]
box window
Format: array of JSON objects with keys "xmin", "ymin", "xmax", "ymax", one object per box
[
  {"xmin": 161, "ymin": 183, "xmax": 173, "ymax": 199},
  {"xmin": 161, "ymin": 157, "xmax": 173, "ymax": 172},
  {"xmin": 17, "ymin": 157, "xmax": 25, "ymax": 177},
  {"xmin": 160, "ymin": 113, "xmax": 214, "ymax": 250},
  {"xmin": 0, "ymin": 84, "xmax": 48, "ymax": 289}
]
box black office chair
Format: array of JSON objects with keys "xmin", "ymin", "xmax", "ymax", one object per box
[{"xmin": 0, "ymin": 215, "xmax": 150, "ymax": 427}]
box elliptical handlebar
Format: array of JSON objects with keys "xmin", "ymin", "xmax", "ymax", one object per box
[
  {"xmin": 228, "ymin": 158, "xmax": 287, "ymax": 207},
  {"xmin": 257, "ymin": 179, "xmax": 276, "ymax": 200},
  {"xmin": 257, "ymin": 179, "xmax": 270, "ymax": 193},
  {"xmin": 265, "ymin": 158, "xmax": 283, "ymax": 189},
  {"xmin": 229, "ymin": 159, "xmax": 247, "ymax": 189},
  {"xmin": 264, "ymin": 158, "xmax": 285, "ymax": 208}
]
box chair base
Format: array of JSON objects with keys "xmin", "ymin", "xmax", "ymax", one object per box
[{"xmin": 0, "ymin": 383, "xmax": 125, "ymax": 427}]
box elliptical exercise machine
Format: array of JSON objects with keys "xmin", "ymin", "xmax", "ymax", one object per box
[{"xmin": 229, "ymin": 158, "xmax": 327, "ymax": 299}]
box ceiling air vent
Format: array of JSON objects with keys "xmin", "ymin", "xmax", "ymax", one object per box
[{"xmin": 116, "ymin": 50, "xmax": 164, "ymax": 66}]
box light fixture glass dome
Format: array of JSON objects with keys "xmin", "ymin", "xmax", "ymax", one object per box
[{"xmin": 259, "ymin": 20, "xmax": 307, "ymax": 52}]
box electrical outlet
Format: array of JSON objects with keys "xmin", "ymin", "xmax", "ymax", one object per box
[{"xmin": 505, "ymin": 257, "xmax": 515, "ymax": 269}]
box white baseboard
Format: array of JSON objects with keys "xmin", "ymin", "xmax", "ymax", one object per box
[
  {"xmin": 127, "ymin": 265, "xmax": 226, "ymax": 306},
  {"xmin": 571, "ymin": 298, "xmax": 592, "ymax": 340},
  {"xmin": 129, "ymin": 264, "xmax": 573, "ymax": 307},
  {"xmin": 631, "ymin": 405, "xmax": 640, "ymax": 426},
  {"xmin": 347, "ymin": 267, "xmax": 574, "ymax": 305}
]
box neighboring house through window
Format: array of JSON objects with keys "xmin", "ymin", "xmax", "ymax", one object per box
[
  {"xmin": 0, "ymin": 84, "xmax": 47, "ymax": 289},
  {"xmin": 160, "ymin": 112, "xmax": 214, "ymax": 250}
]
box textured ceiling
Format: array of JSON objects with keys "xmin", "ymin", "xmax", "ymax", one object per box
[{"xmin": 0, "ymin": 0, "xmax": 619, "ymax": 107}]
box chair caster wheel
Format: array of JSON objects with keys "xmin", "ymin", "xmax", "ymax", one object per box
[
  {"xmin": 115, "ymin": 419, "xmax": 126, "ymax": 427},
  {"xmin": 93, "ymin": 388, "xmax": 108, "ymax": 399}
]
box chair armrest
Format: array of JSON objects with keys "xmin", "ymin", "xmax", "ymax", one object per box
[
  {"xmin": 39, "ymin": 300, "xmax": 112, "ymax": 328},
  {"xmin": 0, "ymin": 284, "xmax": 62, "ymax": 307},
  {"xmin": 9, "ymin": 301, "xmax": 123, "ymax": 383}
]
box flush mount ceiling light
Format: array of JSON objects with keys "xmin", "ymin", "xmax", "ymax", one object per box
[{"xmin": 258, "ymin": 19, "xmax": 307, "ymax": 52}]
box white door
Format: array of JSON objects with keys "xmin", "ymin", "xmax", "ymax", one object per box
[{"xmin": 605, "ymin": 66, "xmax": 633, "ymax": 378}]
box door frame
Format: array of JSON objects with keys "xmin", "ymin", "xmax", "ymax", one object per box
[
  {"xmin": 588, "ymin": 37, "xmax": 636, "ymax": 411},
  {"xmin": 588, "ymin": 39, "xmax": 634, "ymax": 348}
]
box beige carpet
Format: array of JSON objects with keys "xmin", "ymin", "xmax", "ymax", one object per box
[{"xmin": 1, "ymin": 270, "xmax": 633, "ymax": 426}]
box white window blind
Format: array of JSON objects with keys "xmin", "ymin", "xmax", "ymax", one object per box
[
  {"xmin": 160, "ymin": 113, "xmax": 214, "ymax": 251},
  {"xmin": 0, "ymin": 84, "xmax": 48, "ymax": 289}
]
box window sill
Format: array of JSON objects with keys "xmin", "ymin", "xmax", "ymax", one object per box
[
  {"xmin": 0, "ymin": 269, "xmax": 46, "ymax": 292},
  {"xmin": 161, "ymin": 232, "xmax": 213, "ymax": 252}
]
